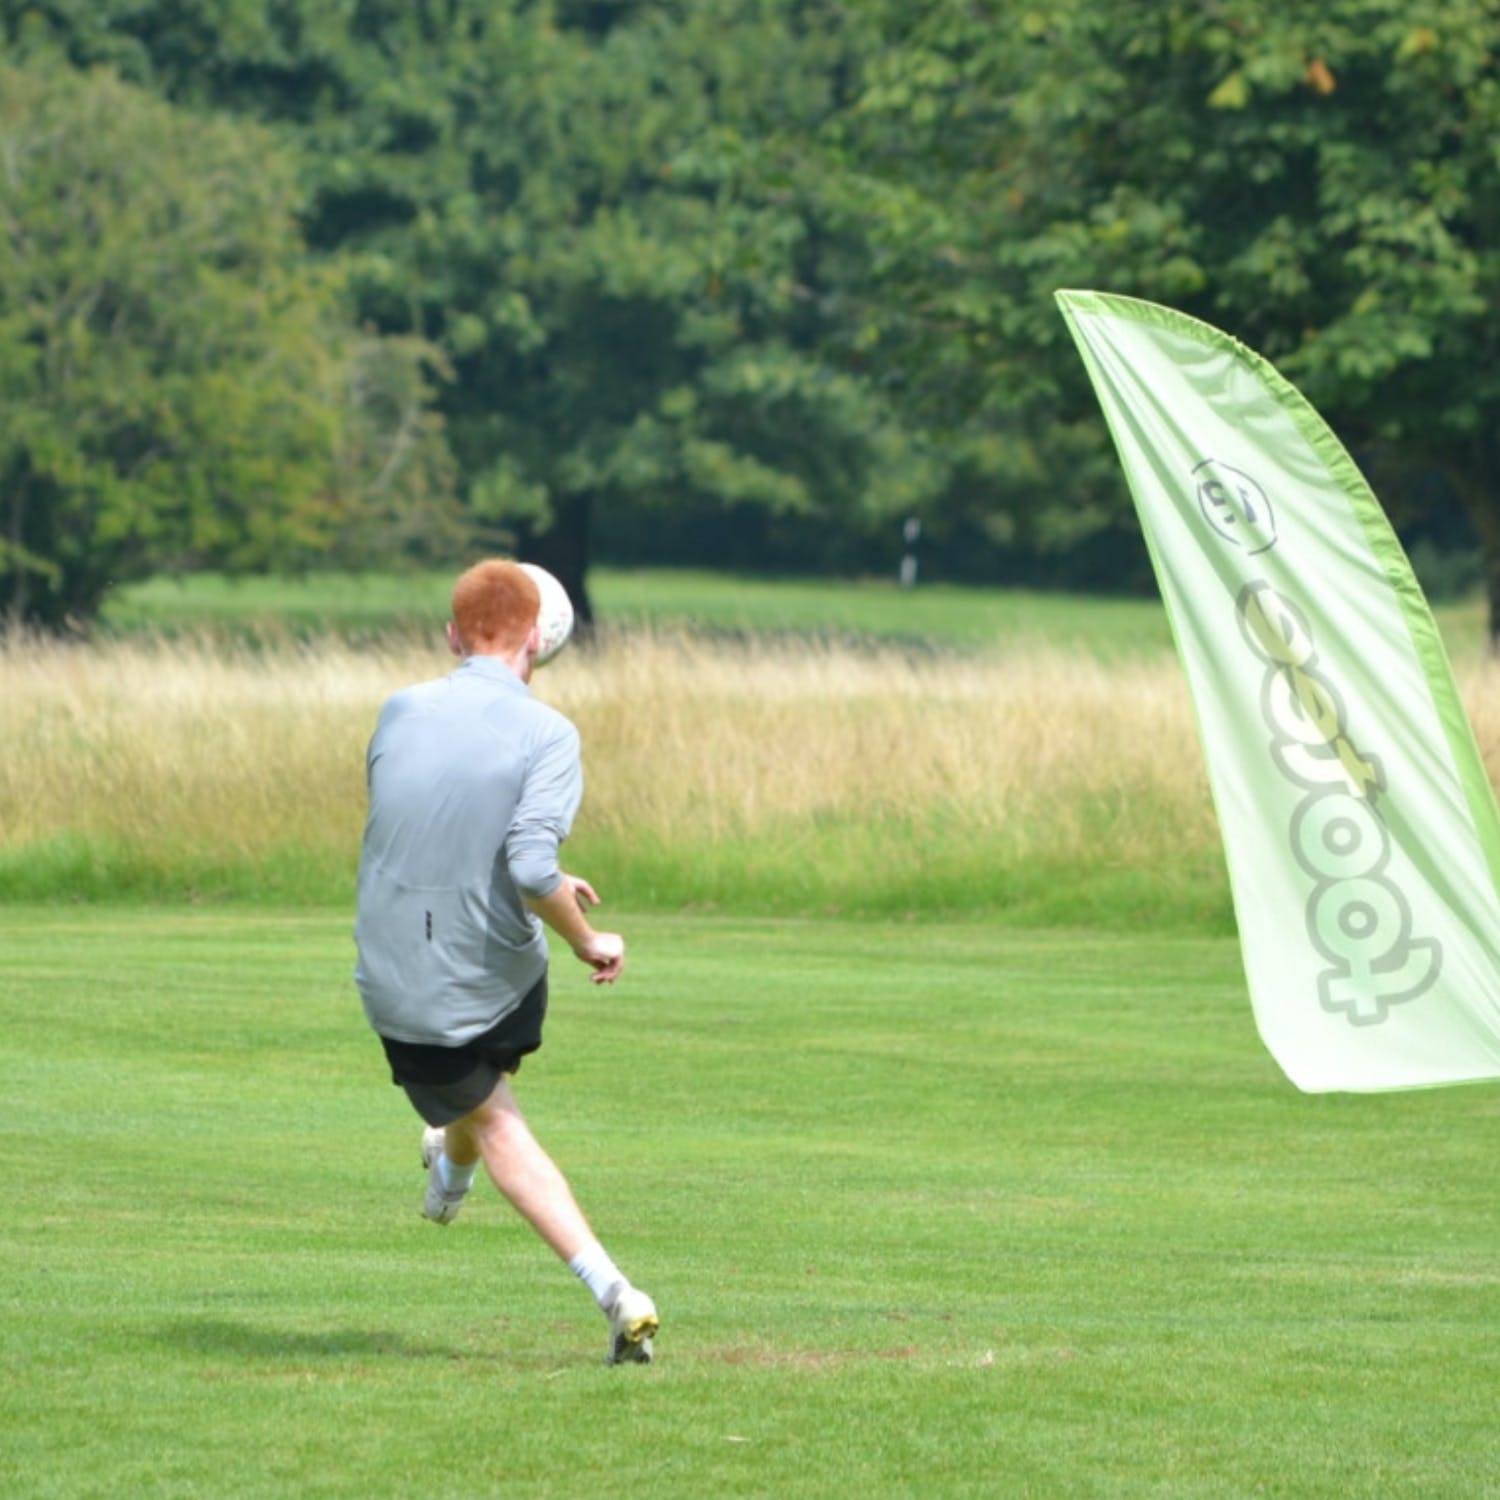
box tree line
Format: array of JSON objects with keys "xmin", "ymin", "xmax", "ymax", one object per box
[{"xmin": 3, "ymin": 1, "xmax": 1498, "ymax": 633}]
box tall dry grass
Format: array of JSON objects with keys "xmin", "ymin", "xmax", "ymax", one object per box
[
  {"xmin": 0, "ymin": 628, "xmax": 1210, "ymax": 844},
  {"xmin": 7, "ymin": 627, "xmax": 1499, "ymax": 917},
  {"xmin": 565, "ymin": 630, "xmax": 1218, "ymax": 860}
]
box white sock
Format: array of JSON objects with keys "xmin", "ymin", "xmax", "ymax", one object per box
[
  {"xmin": 438, "ymin": 1154, "xmax": 476, "ymax": 1193},
  {"xmin": 568, "ymin": 1241, "xmax": 626, "ymax": 1310}
]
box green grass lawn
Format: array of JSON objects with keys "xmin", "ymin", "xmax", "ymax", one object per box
[
  {"xmin": 3, "ymin": 907, "xmax": 1498, "ymax": 1498},
  {"xmin": 104, "ymin": 565, "xmax": 1493, "ymax": 664},
  {"xmin": 105, "ymin": 567, "xmax": 1181, "ymax": 658}
]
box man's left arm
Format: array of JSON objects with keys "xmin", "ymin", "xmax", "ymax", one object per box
[
  {"xmin": 507, "ymin": 721, "xmax": 624, "ymax": 984},
  {"xmin": 525, "ymin": 875, "xmax": 626, "ymax": 985}
]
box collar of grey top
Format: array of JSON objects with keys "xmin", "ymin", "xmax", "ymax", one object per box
[{"xmin": 457, "ymin": 654, "xmax": 530, "ymax": 691}]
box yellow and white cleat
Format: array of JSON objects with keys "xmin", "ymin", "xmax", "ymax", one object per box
[{"xmin": 604, "ymin": 1284, "xmax": 659, "ymax": 1366}]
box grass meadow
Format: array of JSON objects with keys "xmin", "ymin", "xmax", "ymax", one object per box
[
  {"xmin": 4, "ymin": 905, "xmax": 1500, "ymax": 1499},
  {"xmin": 0, "ymin": 623, "xmax": 1235, "ymax": 924},
  {"xmin": 7, "ymin": 569, "xmax": 1500, "ymax": 923},
  {"xmin": 4, "ymin": 569, "xmax": 1500, "ymax": 1496}
]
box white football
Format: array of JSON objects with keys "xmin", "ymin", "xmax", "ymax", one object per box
[{"xmin": 519, "ymin": 562, "xmax": 575, "ymax": 666}]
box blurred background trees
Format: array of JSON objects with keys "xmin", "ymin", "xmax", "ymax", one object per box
[
  {"xmin": 0, "ymin": 52, "xmax": 454, "ymax": 628},
  {"xmin": 3, "ymin": 0, "xmax": 1498, "ymax": 632},
  {"xmin": 832, "ymin": 0, "xmax": 1500, "ymax": 629}
]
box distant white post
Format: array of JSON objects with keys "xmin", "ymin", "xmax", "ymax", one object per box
[{"xmin": 899, "ymin": 516, "xmax": 921, "ymax": 588}]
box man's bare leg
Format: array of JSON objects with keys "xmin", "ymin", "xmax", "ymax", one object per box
[
  {"xmin": 438, "ymin": 1075, "xmax": 660, "ymax": 1362},
  {"xmin": 442, "ymin": 1074, "xmax": 591, "ymax": 1260}
]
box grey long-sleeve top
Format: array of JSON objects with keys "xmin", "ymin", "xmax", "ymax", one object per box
[{"xmin": 354, "ymin": 654, "xmax": 583, "ymax": 1045}]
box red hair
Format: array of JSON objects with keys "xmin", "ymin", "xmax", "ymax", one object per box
[{"xmin": 450, "ymin": 560, "xmax": 540, "ymax": 652}]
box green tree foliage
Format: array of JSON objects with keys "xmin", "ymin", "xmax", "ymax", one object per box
[
  {"xmin": 0, "ymin": 58, "xmax": 455, "ymax": 628},
  {"xmin": 6, "ymin": 0, "xmax": 942, "ymax": 618},
  {"xmin": 307, "ymin": 1, "xmax": 943, "ymax": 617},
  {"xmin": 830, "ymin": 0, "xmax": 1500, "ymax": 613},
  {"xmin": 10, "ymin": 1, "xmax": 1500, "ymax": 614}
]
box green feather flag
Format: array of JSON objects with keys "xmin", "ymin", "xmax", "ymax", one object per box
[{"xmin": 1057, "ymin": 289, "xmax": 1500, "ymax": 1091}]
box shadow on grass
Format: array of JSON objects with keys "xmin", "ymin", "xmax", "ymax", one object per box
[{"xmin": 157, "ymin": 1317, "xmax": 469, "ymax": 1363}]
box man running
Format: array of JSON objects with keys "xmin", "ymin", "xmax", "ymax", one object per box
[{"xmin": 354, "ymin": 558, "xmax": 658, "ymax": 1365}]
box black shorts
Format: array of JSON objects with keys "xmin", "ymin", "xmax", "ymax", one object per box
[{"xmin": 379, "ymin": 974, "xmax": 548, "ymax": 1126}]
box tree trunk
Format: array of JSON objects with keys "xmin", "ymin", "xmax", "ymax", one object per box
[
  {"xmin": 1448, "ymin": 451, "xmax": 1500, "ymax": 656},
  {"xmin": 518, "ymin": 491, "xmax": 595, "ymax": 634},
  {"xmin": 6, "ymin": 478, "xmax": 30, "ymax": 630},
  {"xmin": 1487, "ymin": 554, "xmax": 1500, "ymax": 659}
]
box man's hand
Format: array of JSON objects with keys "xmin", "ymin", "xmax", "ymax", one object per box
[
  {"xmin": 574, "ymin": 929, "xmax": 626, "ymax": 985},
  {"xmin": 525, "ymin": 872, "xmax": 626, "ymax": 984}
]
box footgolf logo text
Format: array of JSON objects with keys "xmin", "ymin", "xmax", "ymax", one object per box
[{"xmin": 1192, "ymin": 459, "xmax": 1442, "ymax": 1027}]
